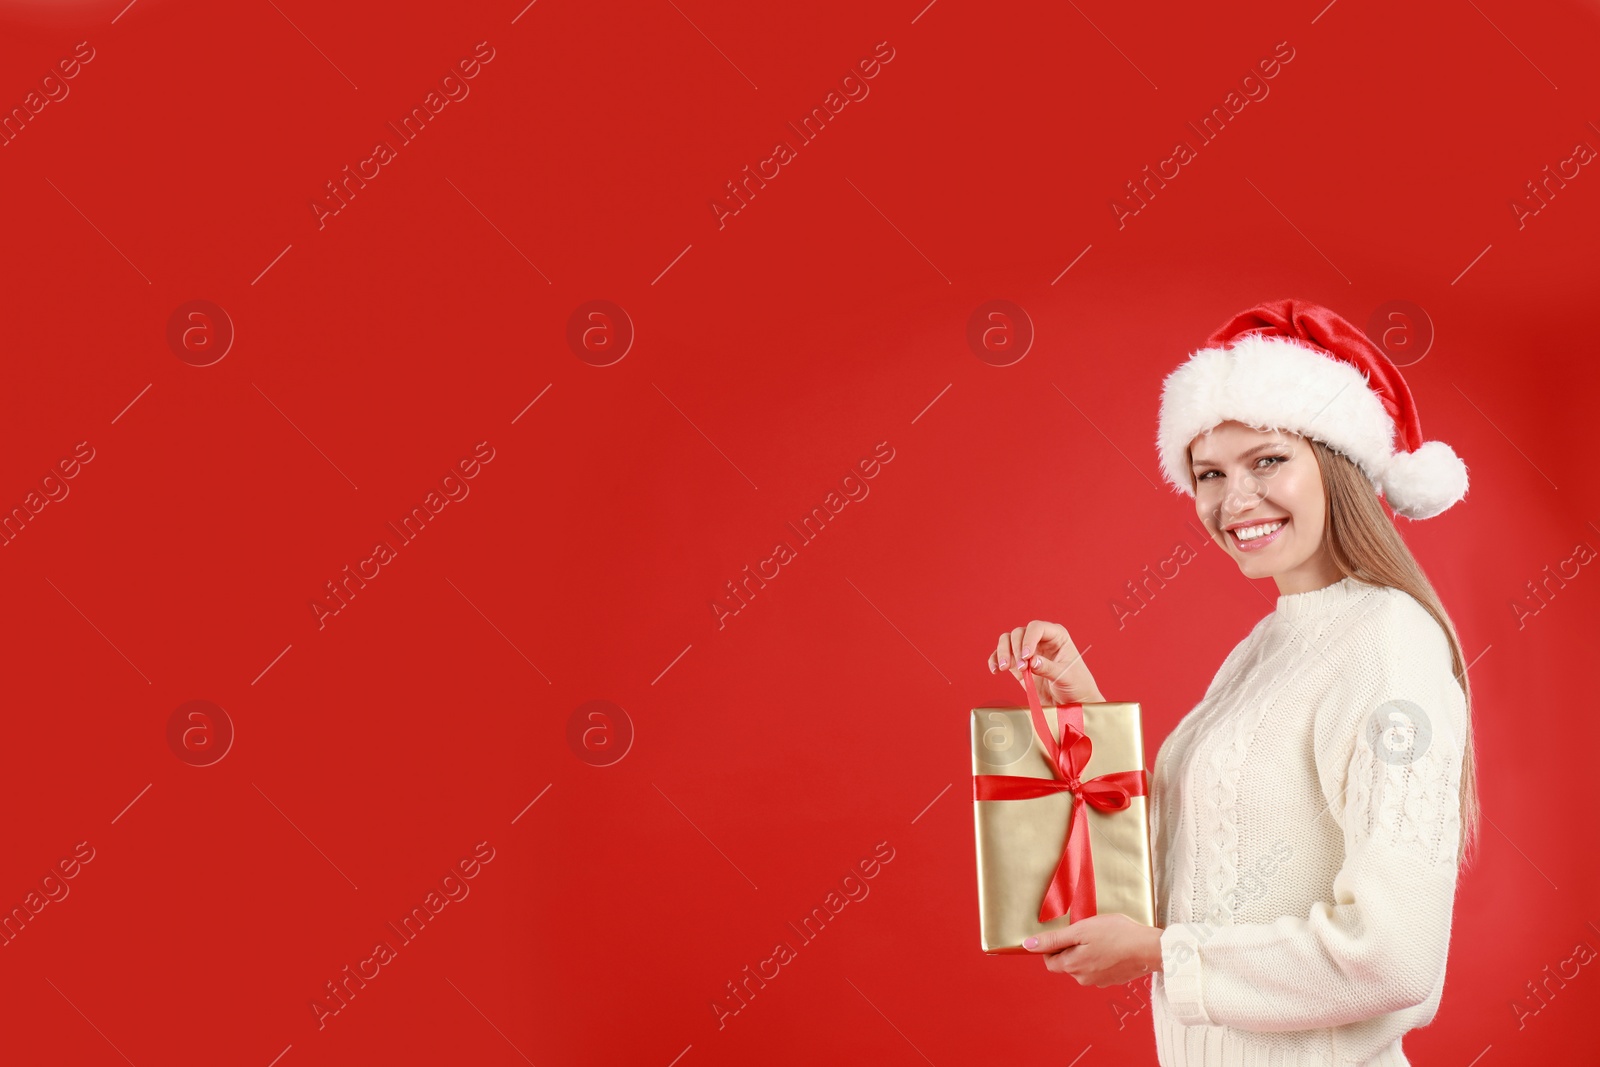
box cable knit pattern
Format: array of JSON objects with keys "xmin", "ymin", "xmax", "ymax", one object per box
[
  {"xmin": 1148, "ymin": 576, "xmax": 1467, "ymax": 1067},
  {"xmin": 1346, "ymin": 699, "xmax": 1460, "ymax": 868}
]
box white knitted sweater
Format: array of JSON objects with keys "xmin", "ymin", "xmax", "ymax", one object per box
[{"xmin": 1148, "ymin": 575, "xmax": 1468, "ymax": 1067}]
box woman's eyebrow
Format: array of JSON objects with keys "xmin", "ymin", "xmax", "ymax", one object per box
[{"xmin": 1191, "ymin": 442, "xmax": 1286, "ymax": 470}]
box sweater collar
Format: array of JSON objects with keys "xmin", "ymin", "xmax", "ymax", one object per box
[{"xmin": 1274, "ymin": 574, "xmax": 1370, "ymax": 621}]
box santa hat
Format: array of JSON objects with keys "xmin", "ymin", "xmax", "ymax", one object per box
[{"xmin": 1156, "ymin": 299, "xmax": 1469, "ymax": 520}]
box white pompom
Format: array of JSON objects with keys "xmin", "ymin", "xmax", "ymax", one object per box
[{"xmin": 1381, "ymin": 441, "xmax": 1469, "ymax": 519}]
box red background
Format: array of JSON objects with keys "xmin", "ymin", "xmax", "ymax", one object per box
[{"xmin": 1, "ymin": 0, "xmax": 1596, "ymax": 1064}]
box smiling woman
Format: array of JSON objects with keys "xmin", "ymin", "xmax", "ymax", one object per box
[
  {"xmin": 1136, "ymin": 299, "xmax": 1480, "ymax": 1066},
  {"xmin": 1000, "ymin": 300, "xmax": 1482, "ymax": 1066}
]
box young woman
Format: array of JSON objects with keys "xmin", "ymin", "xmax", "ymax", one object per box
[{"xmin": 988, "ymin": 300, "xmax": 1479, "ymax": 1065}]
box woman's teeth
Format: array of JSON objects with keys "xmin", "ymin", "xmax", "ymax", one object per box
[{"xmin": 1236, "ymin": 520, "xmax": 1285, "ymax": 541}]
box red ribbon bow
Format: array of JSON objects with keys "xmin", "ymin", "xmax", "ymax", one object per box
[{"xmin": 973, "ymin": 665, "xmax": 1148, "ymax": 923}]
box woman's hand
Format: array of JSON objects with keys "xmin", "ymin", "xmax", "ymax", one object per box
[
  {"xmin": 989, "ymin": 620, "xmax": 1103, "ymax": 706},
  {"xmin": 1021, "ymin": 914, "xmax": 1163, "ymax": 987}
]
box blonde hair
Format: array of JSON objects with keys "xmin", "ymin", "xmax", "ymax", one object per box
[{"xmin": 1307, "ymin": 436, "xmax": 1481, "ymax": 871}]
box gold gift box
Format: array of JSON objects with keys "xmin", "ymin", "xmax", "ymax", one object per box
[{"xmin": 971, "ymin": 700, "xmax": 1156, "ymax": 954}]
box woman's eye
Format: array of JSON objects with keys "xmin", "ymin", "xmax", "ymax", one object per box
[{"xmin": 1197, "ymin": 455, "xmax": 1285, "ymax": 481}]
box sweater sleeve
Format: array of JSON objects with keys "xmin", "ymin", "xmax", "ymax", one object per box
[{"xmin": 1158, "ymin": 599, "xmax": 1467, "ymax": 1032}]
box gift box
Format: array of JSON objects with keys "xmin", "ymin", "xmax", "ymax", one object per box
[{"xmin": 971, "ymin": 668, "xmax": 1156, "ymax": 953}]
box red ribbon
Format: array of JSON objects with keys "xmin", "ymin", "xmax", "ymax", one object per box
[{"xmin": 973, "ymin": 664, "xmax": 1148, "ymax": 923}]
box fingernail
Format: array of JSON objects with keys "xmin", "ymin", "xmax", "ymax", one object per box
[
  {"xmin": 997, "ymin": 659, "xmax": 1007, "ymax": 669},
  {"xmin": 1020, "ymin": 647, "xmax": 1032, "ymax": 659},
  {"xmin": 1023, "ymin": 936, "xmax": 1038, "ymax": 949},
  {"xmin": 1032, "ymin": 656, "xmax": 1043, "ymax": 668}
]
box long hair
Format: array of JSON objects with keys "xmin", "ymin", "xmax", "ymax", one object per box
[{"xmin": 1306, "ymin": 437, "xmax": 1481, "ymax": 871}]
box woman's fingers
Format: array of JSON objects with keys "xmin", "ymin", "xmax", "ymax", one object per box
[
  {"xmin": 991, "ymin": 624, "xmax": 1079, "ymax": 694},
  {"xmin": 1009, "ymin": 627, "xmax": 1029, "ymax": 683},
  {"xmin": 1025, "ymin": 921, "xmax": 1102, "ymax": 980},
  {"xmin": 1022, "ymin": 927, "xmax": 1083, "ymax": 953},
  {"xmin": 1030, "ymin": 653, "xmax": 1066, "ymax": 693},
  {"xmin": 1020, "ymin": 620, "xmax": 1063, "ymax": 667},
  {"xmin": 1051, "ymin": 624, "xmax": 1086, "ymax": 669},
  {"xmin": 993, "ymin": 631, "xmax": 1026, "ymax": 679},
  {"xmin": 992, "ymin": 632, "xmax": 1015, "ymax": 674}
]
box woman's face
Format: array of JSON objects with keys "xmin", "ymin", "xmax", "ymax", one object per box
[{"xmin": 1189, "ymin": 421, "xmax": 1339, "ymax": 593}]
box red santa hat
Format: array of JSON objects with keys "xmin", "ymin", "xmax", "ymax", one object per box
[{"xmin": 1156, "ymin": 299, "xmax": 1469, "ymax": 520}]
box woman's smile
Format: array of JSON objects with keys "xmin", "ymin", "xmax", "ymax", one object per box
[{"xmin": 1226, "ymin": 517, "xmax": 1289, "ymax": 551}]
